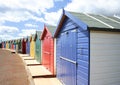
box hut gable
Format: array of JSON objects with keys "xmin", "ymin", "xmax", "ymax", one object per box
[
  {"xmin": 34, "ymin": 31, "xmax": 42, "ymax": 41},
  {"xmin": 41, "ymin": 25, "xmax": 56, "ymax": 40}
]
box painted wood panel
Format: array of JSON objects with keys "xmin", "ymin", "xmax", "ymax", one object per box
[
  {"xmin": 77, "ymin": 27, "xmax": 89, "ymax": 85},
  {"xmin": 90, "ymin": 30, "xmax": 120, "ymax": 85},
  {"xmin": 56, "ymin": 16, "xmax": 89, "ymax": 85},
  {"xmin": 41, "ymin": 25, "xmax": 55, "ymax": 75},
  {"xmin": 30, "ymin": 35, "xmax": 35, "ymax": 58},
  {"xmin": 35, "ymin": 31, "xmax": 42, "ymax": 63},
  {"xmin": 22, "ymin": 38, "xmax": 26, "ymax": 54},
  {"xmin": 6, "ymin": 41, "xmax": 9, "ymax": 49},
  {"xmin": 26, "ymin": 42, "xmax": 30, "ymax": 54},
  {"xmin": 35, "ymin": 39, "xmax": 41, "ymax": 62}
]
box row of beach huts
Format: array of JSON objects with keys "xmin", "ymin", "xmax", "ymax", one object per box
[{"xmin": 1, "ymin": 10, "xmax": 120, "ymax": 85}]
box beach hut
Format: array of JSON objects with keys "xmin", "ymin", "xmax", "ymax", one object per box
[
  {"xmin": 30, "ymin": 34, "xmax": 35, "ymax": 58},
  {"xmin": 26, "ymin": 36, "xmax": 30, "ymax": 55},
  {"xmin": 10, "ymin": 40, "xmax": 12, "ymax": 49},
  {"xmin": 22, "ymin": 38, "xmax": 26, "ymax": 54},
  {"xmin": 4, "ymin": 41, "xmax": 6, "ymax": 48},
  {"xmin": 2, "ymin": 42, "xmax": 4, "ymax": 48},
  {"xmin": 8, "ymin": 41, "xmax": 11, "ymax": 49},
  {"xmin": 5, "ymin": 41, "xmax": 7, "ymax": 49},
  {"xmin": 0, "ymin": 41, "xmax": 2, "ymax": 48},
  {"xmin": 6, "ymin": 41, "xmax": 9, "ymax": 49},
  {"xmin": 15, "ymin": 39, "xmax": 18, "ymax": 53},
  {"xmin": 54, "ymin": 10, "xmax": 120, "ymax": 85},
  {"xmin": 41, "ymin": 25, "xmax": 56, "ymax": 75},
  {"xmin": 18, "ymin": 39, "xmax": 22, "ymax": 53},
  {"xmin": 11, "ymin": 40, "xmax": 14, "ymax": 50},
  {"xmin": 13, "ymin": 40, "xmax": 16, "ymax": 50},
  {"xmin": 0, "ymin": 43, "xmax": 2, "ymax": 48},
  {"xmin": 9, "ymin": 40, "xmax": 12, "ymax": 49},
  {"xmin": 34, "ymin": 31, "xmax": 42, "ymax": 63}
]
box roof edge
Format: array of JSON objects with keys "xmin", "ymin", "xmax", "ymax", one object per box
[{"xmin": 54, "ymin": 9, "xmax": 88, "ymax": 38}]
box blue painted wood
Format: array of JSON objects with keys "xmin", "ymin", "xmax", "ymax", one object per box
[
  {"xmin": 56, "ymin": 18, "xmax": 77, "ymax": 85},
  {"xmin": 4, "ymin": 42, "xmax": 6, "ymax": 48},
  {"xmin": 60, "ymin": 18, "xmax": 78, "ymax": 32},
  {"xmin": 26, "ymin": 41, "xmax": 30, "ymax": 54},
  {"xmin": 56, "ymin": 15, "xmax": 89, "ymax": 85},
  {"xmin": 77, "ymin": 28, "xmax": 89, "ymax": 85},
  {"xmin": 54, "ymin": 10, "xmax": 88, "ymax": 38},
  {"xmin": 64, "ymin": 11, "xmax": 88, "ymax": 30}
]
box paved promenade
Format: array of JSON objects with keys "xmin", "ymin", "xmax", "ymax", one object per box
[
  {"xmin": 0, "ymin": 49, "xmax": 62, "ymax": 85},
  {"xmin": 0, "ymin": 49, "xmax": 34, "ymax": 85}
]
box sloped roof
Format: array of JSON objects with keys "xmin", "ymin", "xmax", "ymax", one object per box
[
  {"xmin": 26, "ymin": 36, "xmax": 31, "ymax": 42},
  {"xmin": 70, "ymin": 12, "xmax": 120, "ymax": 29},
  {"xmin": 54, "ymin": 10, "xmax": 120, "ymax": 37},
  {"xmin": 47, "ymin": 25, "xmax": 56, "ymax": 36},
  {"xmin": 30, "ymin": 34, "xmax": 35, "ymax": 41},
  {"xmin": 18, "ymin": 38, "xmax": 22, "ymax": 42},
  {"xmin": 41, "ymin": 25, "xmax": 56, "ymax": 39},
  {"xmin": 34, "ymin": 31, "xmax": 42, "ymax": 41}
]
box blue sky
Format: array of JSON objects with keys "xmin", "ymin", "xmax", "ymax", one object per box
[{"xmin": 0, "ymin": 0, "xmax": 120, "ymax": 41}]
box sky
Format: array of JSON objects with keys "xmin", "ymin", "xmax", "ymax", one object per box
[{"xmin": 0, "ymin": 0, "xmax": 120, "ymax": 41}]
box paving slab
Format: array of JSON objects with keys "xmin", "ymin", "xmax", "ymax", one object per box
[
  {"xmin": 28, "ymin": 65, "xmax": 52, "ymax": 77},
  {"xmin": 22, "ymin": 56, "xmax": 34, "ymax": 60},
  {"xmin": 34, "ymin": 78, "xmax": 63, "ymax": 85},
  {"xmin": 18, "ymin": 54, "xmax": 30, "ymax": 57},
  {"xmin": 24, "ymin": 60, "xmax": 40, "ymax": 65},
  {"xmin": 18, "ymin": 53, "xmax": 63, "ymax": 85}
]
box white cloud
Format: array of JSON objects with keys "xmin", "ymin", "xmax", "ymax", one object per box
[
  {"xmin": 0, "ymin": 0, "xmax": 54, "ymax": 23},
  {"xmin": 0, "ymin": 26, "xmax": 19, "ymax": 40},
  {"xmin": 30, "ymin": 16, "xmax": 45, "ymax": 22},
  {"xmin": 65, "ymin": 0, "xmax": 120, "ymax": 16},
  {"xmin": 0, "ymin": 25, "xmax": 19, "ymax": 34},
  {"xmin": 25, "ymin": 23, "xmax": 38, "ymax": 28},
  {"xmin": 18, "ymin": 29, "xmax": 36, "ymax": 37},
  {"xmin": 43, "ymin": 9, "xmax": 62, "ymax": 26},
  {"xmin": 0, "ymin": 0, "xmax": 54, "ymax": 13},
  {"xmin": 54, "ymin": 0, "xmax": 63, "ymax": 2},
  {"xmin": 0, "ymin": 34, "xmax": 14, "ymax": 41},
  {"xmin": 0, "ymin": 11, "xmax": 35, "ymax": 23}
]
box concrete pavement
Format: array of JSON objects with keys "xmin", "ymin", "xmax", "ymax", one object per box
[{"xmin": 0, "ymin": 49, "xmax": 34, "ymax": 85}]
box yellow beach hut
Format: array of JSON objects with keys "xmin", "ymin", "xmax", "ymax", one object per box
[
  {"xmin": 30, "ymin": 34, "xmax": 35, "ymax": 58},
  {"xmin": 6, "ymin": 41, "xmax": 9, "ymax": 49}
]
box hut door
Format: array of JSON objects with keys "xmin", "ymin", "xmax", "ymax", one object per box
[
  {"xmin": 26, "ymin": 42, "xmax": 30, "ymax": 54},
  {"xmin": 43, "ymin": 36, "xmax": 51, "ymax": 70},
  {"xmin": 60, "ymin": 29, "xmax": 77, "ymax": 85}
]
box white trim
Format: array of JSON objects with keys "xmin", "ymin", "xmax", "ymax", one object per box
[
  {"xmin": 41, "ymin": 40, "xmax": 42, "ymax": 63},
  {"xmin": 114, "ymin": 15, "xmax": 120, "ymax": 20},
  {"xmin": 84, "ymin": 13, "xmax": 114, "ymax": 28},
  {"xmin": 100, "ymin": 15, "xmax": 120, "ymax": 24},
  {"xmin": 60, "ymin": 56, "xmax": 77, "ymax": 64},
  {"xmin": 54, "ymin": 38, "xmax": 56, "ymax": 75}
]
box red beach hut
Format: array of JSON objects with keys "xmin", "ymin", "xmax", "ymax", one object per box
[
  {"xmin": 22, "ymin": 38, "xmax": 26, "ymax": 54},
  {"xmin": 40, "ymin": 25, "xmax": 56, "ymax": 75}
]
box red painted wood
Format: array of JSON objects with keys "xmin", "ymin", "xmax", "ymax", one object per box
[
  {"xmin": 41, "ymin": 27, "xmax": 54, "ymax": 75},
  {"xmin": 12, "ymin": 44, "xmax": 14, "ymax": 50},
  {"xmin": 22, "ymin": 39, "xmax": 26, "ymax": 54}
]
